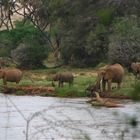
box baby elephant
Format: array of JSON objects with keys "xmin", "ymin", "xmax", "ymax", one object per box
[
  {"xmin": 131, "ymin": 62, "xmax": 140, "ymax": 79},
  {"xmin": 52, "ymin": 72, "xmax": 74, "ymax": 87},
  {"xmin": 0, "ymin": 68, "xmax": 23, "ymax": 86}
]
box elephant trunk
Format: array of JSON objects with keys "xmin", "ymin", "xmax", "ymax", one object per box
[
  {"xmin": 94, "ymin": 78, "xmax": 102, "ymax": 92},
  {"xmin": 85, "ymin": 76, "xmax": 102, "ymax": 97}
]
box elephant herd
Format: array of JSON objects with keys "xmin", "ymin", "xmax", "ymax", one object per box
[{"xmin": 0, "ymin": 62, "xmax": 140, "ymax": 94}]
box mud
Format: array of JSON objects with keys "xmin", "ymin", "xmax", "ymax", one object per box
[{"xmin": 2, "ymin": 86, "xmax": 56, "ymax": 96}]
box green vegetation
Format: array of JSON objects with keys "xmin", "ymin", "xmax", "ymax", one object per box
[
  {"xmin": 108, "ymin": 16, "xmax": 140, "ymax": 69},
  {"xmin": 0, "ymin": 21, "xmax": 49, "ymax": 69},
  {"xmin": 0, "ymin": 0, "xmax": 140, "ymax": 69},
  {"xmin": 128, "ymin": 81, "xmax": 140, "ymax": 101},
  {"xmin": 96, "ymin": 7, "xmax": 116, "ymax": 26},
  {"xmin": 0, "ymin": 0, "xmax": 140, "ymax": 99}
]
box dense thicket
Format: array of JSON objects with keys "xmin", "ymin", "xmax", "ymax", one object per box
[
  {"xmin": 47, "ymin": 0, "xmax": 140, "ymax": 68},
  {"xmin": 108, "ymin": 16, "xmax": 140, "ymax": 68},
  {"xmin": 0, "ymin": 21, "xmax": 49, "ymax": 68},
  {"xmin": 0, "ymin": 0, "xmax": 140, "ymax": 68}
]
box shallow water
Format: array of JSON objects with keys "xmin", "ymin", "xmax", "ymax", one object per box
[{"xmin": 0, "ymin": 93, "xmax": 140, "ymax": 140}]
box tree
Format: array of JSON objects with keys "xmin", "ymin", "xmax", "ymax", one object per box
[
  {"xmin": 11, "ymin": 41, "xmax": 48, "ymax": 69},
  {"xmin": 108, "ymin": 16, "xmax": 140, "ymax": 69},
  {"xmin": 11, "ymin": 21, "xmax": 49, "ymax": 69}
]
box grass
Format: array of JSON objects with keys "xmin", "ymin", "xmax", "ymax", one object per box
[{"xmin": 127, "ymin": 81, "xmax": 140, "ymax": 101}]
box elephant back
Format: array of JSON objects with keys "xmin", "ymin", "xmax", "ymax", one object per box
[
  {"xmin": 60, "ymin": 72, "xmax": 74, "ymax": 83},
  {"xmin": 54, "ymin": 72, "xmax": 74, "ymax": 83}
]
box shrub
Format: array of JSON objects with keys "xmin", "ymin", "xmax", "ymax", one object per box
[
  {"xmin": 11, "ymin": 42, "xmax": 48, "ymax": 69},
  {"xmin": 56, "ymin": 86, "xmax": 86, "ymax": 97},
  {"xmin": 9, "ymin": 21, "xmax": 39, "ymax": 46},
  {"xmin": 96, "ymin": 7, "xmax": 116, "ymax": 26},
  {"xmin": 108, "ymin": 16, "xmax": 140, "ymax": 69},
  {"xmin": 128, "ymin": 81, "xmax": 140, "ymax": 101}
]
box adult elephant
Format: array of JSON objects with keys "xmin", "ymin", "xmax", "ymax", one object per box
[
  {"xmin": 97, "ymin": 63, "xmax": 125, "ymax": 92},
  {"xmin": 0, "ymin": 68, "xmax": 23, "ymax": 86},
  {"xmin": 131, "ymin": 62, "xmax": 140, "ymax": 79}
]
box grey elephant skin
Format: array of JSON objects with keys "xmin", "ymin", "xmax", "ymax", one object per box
[
  {"xmin": 97, "ymin": 63, "xmax": 124, "ymax": 92},
  {"xmin": 0, "ymin": 68, "xmax": 23, "ymax": 85},
  {"xmin": 52, "ymin": 72, "xmax": 74, "ymax": 87}
]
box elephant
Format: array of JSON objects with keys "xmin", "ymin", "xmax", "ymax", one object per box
[
  {"xmin": 0, "ymin": 68, "xmax": 23, "ymax": 86},
  {"xmin": 52, "ymin": 72, "xmax": 74, "ymax": 87},
  {"xmin": 0, "ymin": 59, "xmax": 6, "ymax": 69},
  {"xmin": 96, "ymin": 63, "xmax": 125, "ymax": 92},
  {"xmin": 131, "ymin": 62, "xmax": 140, "ymax": 79}
]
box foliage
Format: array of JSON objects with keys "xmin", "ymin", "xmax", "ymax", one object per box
[
  {"xmin": 0, "ymin": 21, "xmax": 49, "ymax": 68},
  {"xmin": 9, "ymin": 21, "xmax": 39, "ymax": 46},
  {"xmin": 53, "ymin": 0, "xmax": 113, "ymax": 67},
  {"xmin": 128, "ymin": 81, "xmax": 140, "ymax": 101},
  {"xmin": 48, "ymin": 0, "xmax": 140, "ymax": 67},
  {"xmin": 96, "ymin": 7, "xmax": 116, "ymax": 26},
  {"xmin": 56, "ymin": 86, "xmax": 86, "ymax": 97},
  {"xmin": 0, "ymin": 30, "xmax": 13, "ymax": 57},
  {"xmin": 11, "ymin": 41, "xmax": 48, "ymax": 69},
  {"xmin": 0, "ymin": 46, "xmax": 11, "ymax": 57},
  {"xmin": 108, "ymin": 16, "xmax": 140, "ymax": 69},
  {"xmin": 0, "ymin": 0, "xmax": 140, "ymax": 68}
]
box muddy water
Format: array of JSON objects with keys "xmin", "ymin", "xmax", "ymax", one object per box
[{"xmin": 0, "ymin": 93, "xmax": 140, "ymax": 140}]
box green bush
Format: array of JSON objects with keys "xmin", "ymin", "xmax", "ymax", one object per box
[
  {"xmin": 128, "ymin": 81, "xmax": 140, "ymax": 101},
  {"xmin": 0, "ymin": 46, "xmax": 11, "ymax": 57},
  {"xmin": 108, "ymin": 16, "xmax": 140, "ymax": 69},
  {"xmin": 56, "ymin": 86, "xmax": 86, "ymax": 97},
  {"xmin": 0, "ymin": 21, "xmax": 50, "ymax": 68},
  {"xmin": 11, "ymin": 41, "xmax": 48, "ymax": 69},
  {"xmin": 9, "ymin": 21, "xmax": 39, "ymax": 46},
  {"xmin": 96, "ymin": 7, "xmax": 116, "ymax": 26}
]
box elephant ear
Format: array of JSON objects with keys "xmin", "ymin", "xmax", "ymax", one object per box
[
  {"xmin": 104, "ymin": 69, "xmax": 113, "ymax": 79},
  {"xmin": 97, "ymin": 70, "xmax": 106, "ymax": 82}
]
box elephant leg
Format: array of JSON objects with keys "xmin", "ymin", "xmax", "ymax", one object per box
[
  {"xmin": 52, "ymin": 81, "xmax": 55, "ymax": 87},
  {"xmin": 117, "ymin": 83, "xmax": 121, "ymax": 89},
  {"xmin": 16, "ymin": 81, "xmax": 19, "ymax": 84},
  {"xmin": 102, "ymin": 80, "xmax": 106, "ymax": 92},
  {"xmin": 59, "ymin": 81, "xmax": 63, "ymax": 87},
  {"xmin": 58, "ymin": 81, "xmax": 61, "ymax": 87},
  {"xmin": 3, "ymin": 79, "xmax": 7, "ymax": 86},
  {"xmin": 61, "ymin": 82, "xmax": 64, "ymax": 87},
  {"xmin": 107, "ymin": 80, "xmax": 112, "ymax": 92}
]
